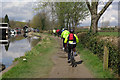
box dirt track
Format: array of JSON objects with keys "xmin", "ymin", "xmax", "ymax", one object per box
[{"xmin": 47, "ymin": 36, "xmax": 94, "ymax": 78}]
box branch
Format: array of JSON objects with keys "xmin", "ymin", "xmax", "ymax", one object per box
[
  {"xmin": 85, "ymin": 0, "xmax": 92, "ymax": 13},
  {"xmin": 98, "ymin": 0, "xmax": 113, "ymax": 18}
]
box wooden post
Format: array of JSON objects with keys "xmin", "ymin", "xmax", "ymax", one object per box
[{"xmin": 103, "ymin": 45, "xmax": 109, "ymax": 70}]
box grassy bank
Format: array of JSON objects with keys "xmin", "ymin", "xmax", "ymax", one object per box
[
  {"xmin": 76, "ymin": 43, "xmax": 114, "ymax": 78},
  {"xmin": 2, "ymin": 33, "xmax": 58, "ymax": 78}
]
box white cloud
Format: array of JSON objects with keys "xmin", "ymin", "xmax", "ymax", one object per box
[
  {"xmin": 1, "ymin": 0, "xmax": 118, "ymax": 26},
  {"xmin": 2, "ymin": 2, "xmax": 34, "ymax": 21},
  {"xmin": 2, "ymin": 0, "xmax": 120, "ymax": 2},
  {"xmin": 21, "ymin": 20, "xmax": 26, "ymax": 22},
  {"xmin": 111, "ymin": 17, "xmax": 115, "ymax": 20},
  {"xmin": 99, "ymin": 0, "xmax": 109, "ymax": 2},
  {"xmin": 81, "ymin": 16, "xmax": 91, "ymax": 26},
  {"xmin": 99, "ymin": 8, "xmax": 118, "ymax": 24},
  {"xmin": 109, "ymin": 5, "xmax": 113, "ymax": 9},
  {"xmin": 0, "ymin": 3, "xmax": 2, "ymax": 18},
  {"xmin": 2, "ymin": 2, "xmax": 28, "ymax": 9},
  {"xmin": 2, "ymin": 0, "xmax": 34, "ymax": 2}
]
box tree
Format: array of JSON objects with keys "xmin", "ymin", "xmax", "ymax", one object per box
[
  {"xmin": 70, "ymin": 2, "xmax": 89, "ymax": 32},
  {"xmin": 9, "ymin": 20, "xmax": 26, "ymax": 29},
  {"xmin": 86, "ymin": 0, "xmax": 113, "ymax": 33},
  {"xmin": 30, "ymin": 12, "xmax": 50, "ymax": 30},
  {"xmin": 55, "ymin": 2, "xmax": 89, "ymax": 31},
  {"xmin": 30, "ymin": 13, "xmax": 42, "ymax": 29},
  {"xmin": 4, "ymin": 14, "xmax": 11, "ymax": 27},
  {"xmin": 5, "ymin": 43, "xmax": 10, "ymax": 51},
  {"xmin": 34, "ymin": 2, "xmax": 89, "ymax": 32},
  {"xmin": 34, "ymin": 2, "xmax": 57, "ymax": 29},
  {"xmin": 9, "ymin": 20, "xmax": 15, "ymax": 28},
  {"xmin": 4, "ymin": 14, "xmax": 9, "ymax": 23}
]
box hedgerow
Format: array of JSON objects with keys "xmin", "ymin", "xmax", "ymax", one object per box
[{"xmin": 77, "ymin": 32, "xmax": 120, "ymax": 75}]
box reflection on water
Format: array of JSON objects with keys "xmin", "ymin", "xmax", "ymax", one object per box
[
  {"xmin": 0, "ymin": 33, "xmax": 41, "ymax": 68},
  {"xmin": 4, "ymin": 41, "xmax": 10, "ymax": 51}
]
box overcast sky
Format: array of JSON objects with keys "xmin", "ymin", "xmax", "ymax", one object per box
[{"xmin": 0, "ymin": 0, "xmax": 119, "ymax": 27}]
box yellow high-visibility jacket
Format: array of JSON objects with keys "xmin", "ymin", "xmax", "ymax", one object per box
[{"xmin": 61, "ymin": 30, "xmax": 70, "ymax": 39}]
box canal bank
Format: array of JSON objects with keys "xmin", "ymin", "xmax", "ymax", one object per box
[
  {"xmin": 0, "ymin": 32, "xmax": 41, "ymax": 71},
  {"xmin": 2, "ymin": 33, "xmax": 58, "ymax": 78}
]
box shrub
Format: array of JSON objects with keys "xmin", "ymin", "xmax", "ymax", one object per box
[{"xmin": 78, "ymin": 32, "xmax": 119, "ymax": 75}]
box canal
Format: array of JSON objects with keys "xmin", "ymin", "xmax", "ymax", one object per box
[{"xmin": 0, "ymin": 33, "xmax": 41, "ymax": 68}]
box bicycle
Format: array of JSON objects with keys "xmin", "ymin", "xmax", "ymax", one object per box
[{"xmin": 68, "ymin": 43, "xmax": 77, "ymax": 67}]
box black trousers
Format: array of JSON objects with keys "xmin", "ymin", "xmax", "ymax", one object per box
[
  {"xmin": 68, "ymin": 44, "xmax": 76, "ymax": 60},
  {"xmin": 63, "ymin": 38, "xmax": 65, "ymax": 48}
]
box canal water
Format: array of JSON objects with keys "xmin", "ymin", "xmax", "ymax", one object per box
[{"xmin": 0, "ymin": 33, "xmax": 41, "ymax": 68}]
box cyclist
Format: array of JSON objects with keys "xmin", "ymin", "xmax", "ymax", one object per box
[
  {"xmin": 56, "ymin": 29, "xmax": 60, "ymax": 37},
  {"xmin": 61, "ymin": 28, "xmax": 70, "ymax": 51},
  {"xmin": 53, "ymin": 29, "xmax": 56, "ymax": 36},
  {"xmin": 61, "ymin": 28, "xmax": 65, "ymax": 32},
  {"xmin": 58, "ymin": 29, "xmax": 62, "ymax": 37},
  {"xmin": 64, "ymin": 29, "xmax": 79, "ymax": 63}
]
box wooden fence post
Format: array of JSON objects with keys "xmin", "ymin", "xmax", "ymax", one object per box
[{"xmin": 103, "ymin": 45, "xmax": 109, "ymax": 70}]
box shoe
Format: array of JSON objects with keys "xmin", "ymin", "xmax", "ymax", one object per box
[
  {"xmin": 74, "ymin": 54, "xmax": 77, "ymax": 56},
  {"xmin": 68, "ymin": 59, "xmax": 71, "ymax": 63},
  {"xmin": 74, "ymin": 52, "xmax": 77, "ymax": 56},
  {"xmin": 63, "ymin": 47, "xmax": 65, "ymax": 50}
]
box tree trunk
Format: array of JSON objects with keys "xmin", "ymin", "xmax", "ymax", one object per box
[
  {"xmin": 68, "ymin": 20, "xmax": 71, "ymax": 31},
  {"xmin": 74, "ymin": 22, "xmax": 77, "ymax": 33},
  {"xmin": 72, "ymin": 19, "xmax": 74, "ymax": 30},
  {"xmin": 90, "ymin": 2, "xmax": 98, "ymax": 33},
  {"xmin": 66, "ymin": 18, "xmax": 69, "ymax": 29},
  {"xmin": 91, "ymin": 15, "xmax": 98, "ymax": 33}
]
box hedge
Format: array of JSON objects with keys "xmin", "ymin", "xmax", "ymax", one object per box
[{"xmin": 78, "ymin": 32, "xmax": 120, "ymax": 75}]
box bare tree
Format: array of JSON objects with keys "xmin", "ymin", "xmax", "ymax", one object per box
[{"xmin": 86, "ymin": 0, "xmax": 113, "ymax": 33}]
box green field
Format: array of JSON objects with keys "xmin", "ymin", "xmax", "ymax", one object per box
[{"xmin": 98, "ymin": 32, "xmax": 118, "ymax": 36}]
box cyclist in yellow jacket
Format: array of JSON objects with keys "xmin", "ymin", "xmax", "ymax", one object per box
[
  {"xmin": 61, "ymin": 28, "xmax": 70, "ymax": 50},
  {"xmin": 64, "ymin": 29, "xmax": 79, "ymax": 63}
]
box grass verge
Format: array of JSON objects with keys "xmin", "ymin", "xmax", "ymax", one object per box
[
  {"xmin": 2, "ymin": 34, "xmax": 57, "ymax": 78},
  {"xmin": 76, "ymin": 43, "xmax": 114, "ymax": 78}
]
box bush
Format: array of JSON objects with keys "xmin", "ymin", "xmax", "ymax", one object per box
[
  {"xmin": 78, "ymin": 32, "xmax": 119, "ymax": 75},
  {"xmin": 106, "ymin": 42, "xmax": 119, "ymax": 73}
]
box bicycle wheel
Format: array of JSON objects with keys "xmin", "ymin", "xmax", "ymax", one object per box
[{"xmin": 71, "ymin": 51, "xmax": 77, "ymax": 67}]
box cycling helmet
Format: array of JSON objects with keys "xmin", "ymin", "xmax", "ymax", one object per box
[
  {"xmin": 64, "ymin": 28, "xmax": 67, "ymax": 30},
  {"xmin": 70, "ymin": 29, "xmax": 74, "ymax": 33}
]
